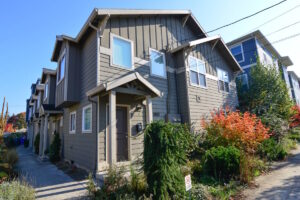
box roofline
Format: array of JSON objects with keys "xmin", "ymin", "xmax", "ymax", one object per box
[
  {"xmin": 280, "ymin": 56, "xmax": 293, "ymax": 67},
  {"xmin": 51, "ymin": 8, "xmax": 207, "ymax": 61},
  {"xmin": 288, "ymin": 70, "xmax": 299, "ymax": 80}
]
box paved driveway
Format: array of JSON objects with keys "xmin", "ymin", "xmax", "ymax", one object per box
[
  {"xmin": 16, "ymin": 146, "xmax": 89, "ymax": 200},
  {"xmin": 243, "ymin": 145, "xmax": 300, "ymax": 200}
]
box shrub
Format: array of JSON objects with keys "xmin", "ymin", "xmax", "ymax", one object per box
[
  {"xmin": 190, "ymin": 184, "xmax": 210, "ymax": 200},
  {"xmin": 0, "ymin": 180, "xmax": 35, "ymax": 200},
  {"xmin": 129, "ymin": 166, "xmax": 147, "ymax": 196},
  {"xmin": 239, "ymin": 155, "xmax": 267, "ymax": 183},
  {"xmin": 203, "ymin": 146, "xmax": 240, "ymax": 181},
  {"xmin": 260, "ymin": 113, "xmax": 289, "ymax": 141},
  {"xmin": 144, "ymin": 121, "xmax": 194, "ymax": 199},
  {"xmin": 258, "ymin": 138, "xmax": 287, "ymax": 161},
  {"xmin": 5, "ymin": 149, "xmax": 18, "ymax": 169},
  {"xmin": 202, "ymin": 110, "xmax": 270, "ymax": 154},
  {"xmin": 34, "ymin": 133, "xmax": 40, "ymax": 154},
  {"xmin": 290, "ymin": 105, "xmax": 300, "ymax": 128},
  {"xmin": 49, "ymin": 131, "xmax": 61, "ymax": 163},
  {"xmin": 24, "ymin": 139, "xmax": 29, "ymax": 148}
]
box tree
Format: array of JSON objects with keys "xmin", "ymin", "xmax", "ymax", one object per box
[
  {"xmin": 7, "ymin": 112, "xmax": 26, "ymax": 130},
  {"xmin": 0, "ymin": 97, "xmax": 8, "ymax": 137},
  {"xmin": 237, "ymin": 59, "xmax": 293, "ymax": 120}
]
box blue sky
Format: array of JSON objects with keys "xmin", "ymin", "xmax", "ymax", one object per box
[{"xmin": 0, "ymin": 0, "xmax": 299, "ymax": 115}]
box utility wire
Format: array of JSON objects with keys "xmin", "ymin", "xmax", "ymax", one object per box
[
  {"xmin": 206, "ymin": 0, "xmax": 288, "ymax": 33},
  {"xmin": 265, "ymin": 20, "xmax": 300, "ymax": 36}
]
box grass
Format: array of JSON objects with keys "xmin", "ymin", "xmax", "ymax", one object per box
[{"xmin": 0, "ymin": 180, "xmax": 35, "ymax": 200}]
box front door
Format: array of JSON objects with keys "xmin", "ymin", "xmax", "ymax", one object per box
[{"xmin": 116, "ymin": 106, "xmax": 128, "ymax": 162}]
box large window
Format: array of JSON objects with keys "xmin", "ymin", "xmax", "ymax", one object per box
[
  {"xmin": 231, "ymin": 44, "xmax": 244, "ymax": 62},
  {"xmin": 69, "ymin": 111, "xmax": 76, "ymax": 133},
  {"xmin": 189, "ymin": 56, "xmax": 206, "ymax": 87},
  {"xmin": 57, "ymin": 55, "xmax": 65, "ymax": 83},
  {"xmin": 150, "ymin": 49, "xmax": 166, "ymax": 78},
  {"xmin": 112, "ymin": 35, "xmax": 133, "ymax": 69},
  {"xmin": 44, "ymin": 82, "xmax": 48, "ymax": 100},
  {"xmin": 217, "ymin": 68, "xmax": 230, "ymax": 92},
  {"xmin": 236, "ymin": 73, "xmax": 249, "ymax": 90},
  {"xmin": 82, "ymin": 105, "xmax": 92, "ymax": 133}
]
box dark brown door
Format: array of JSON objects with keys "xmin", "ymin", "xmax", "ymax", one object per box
[{"xmin": 116, "ymin": 106, "xmax": 128, "ymax": 162}]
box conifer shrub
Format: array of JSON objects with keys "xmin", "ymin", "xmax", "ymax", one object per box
[
  {"xmin": 203, "ymin": 146, "xmax": 240, "ymax": 181},
  {"xmin": 49, "ymin": 131, "xmax": 61, "ymax": 162},
  {"xmin": 144, "ymin": 121, "xmax": 194, "ymax": 199},
  {"xmin": 34, "ymin": 133, "xmax": 40, "ymax": 154}
]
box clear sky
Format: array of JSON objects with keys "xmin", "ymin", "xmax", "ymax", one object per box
[{"xmin": 0, "ymin": 0, "xmax": 299, "ymax": 115}]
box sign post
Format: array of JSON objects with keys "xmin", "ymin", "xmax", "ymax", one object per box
[{"xmin": 185, "ymin": 174, "xmax": 192, "ymax": 199}]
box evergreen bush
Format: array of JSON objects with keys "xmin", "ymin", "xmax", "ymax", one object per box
[
  {"xmin": 258, "ymin": 138, "xmax": 287, "ymax": 161},
  {"xmin": 34, "ymin": 133, "xmax": 40, "ymax": 154},
  {"xmin": 144, "ymin": 121, "xmax": 194, "ymax": 199},
  {"xmin": 49, "ymin": 131, "xmax": 61, "ymax": 162}
]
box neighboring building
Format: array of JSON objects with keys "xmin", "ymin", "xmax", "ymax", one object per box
[
  {"xmin": 288, "ymin": 71, "xmax": 300, "ymax": 105},
  {"xmin": 227, "ymin": 30, "xmax": 293, "ymax": 94},
  {"xmin": 26, "ymin": 9, "xmax": 242, "ymax": 175}
]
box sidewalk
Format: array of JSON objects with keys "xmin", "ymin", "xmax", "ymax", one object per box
[
  {"xmin": 243, "ymin": 145, "xmax": 300, "ymax": 200},
  {"xmin": 16, "ymin": 146, "xmax": 89, "ymax": 200}
]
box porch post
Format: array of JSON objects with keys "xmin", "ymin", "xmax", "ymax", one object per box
[
  {"xmin": 39, "ymin": 119, "xmax": 44, "ymax": 156},
  {"xmin": 42, "ymin": 115, "xmax": 49, "ymax": 157},
  {"xmin": 146, "ymin": 96, "xmax": 153, "ymax": 123},
  {"xmin": 109, "ymin": 91, "xmax": 117, "ymax": 164}
]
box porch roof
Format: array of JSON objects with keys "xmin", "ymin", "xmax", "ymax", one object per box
[
  {"xmin": 40, "ymin": 104, "xmax": 63, "ymax": 115},
  {"xmin": 86, "ymin": 72, "xmax": 162, "ymax": 98}
]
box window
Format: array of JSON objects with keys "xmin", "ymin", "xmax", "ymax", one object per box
[
  {"xmin": 236, "ymin": 73, "xmax": 249, "ymax": 89},
  {"xmin": 150, "ymin": 49, "xmax": 166, "ymax": 78},
  {"xmin": 60, "ymin": 117, "xmax": 63, "ymax": 127},
  {"xmin": 69, "ymin": 111, "xmax": 76, "ymax": 133},
  {"xmin": 217, "ymin": 68, "xmax": 230, "ymax": 92},
  {"xmin": 57, "ymin": 55, "xmax": 65, "ymax": 83},
  {"xmin": 231, "ymin": 44, "xmax": 244, "ymax": 62},
  {"xmin": 37, "ymin": 94, "xmax": 40, "ymax": 109},
  {"xmin": 112, "ymin": 35, "xmax": 133, "ymax": 69},
  {"xmin": 44, "ymin": 82, "xmax": 48, "ymax": 100},
  {"xmin": 189, "ymin": 56, "xmax": 206, "ymax": 87},
  {"xmin": 82, "ymin": 105, "xmax": 92, "ymax": 133}
]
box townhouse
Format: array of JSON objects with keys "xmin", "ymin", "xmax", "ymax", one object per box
[
  {"xmin": 227, "ymin": 30, "xmax": 294, "ymax": 95},
  {"xmin": 26, "ymin": 9, "xmax": 242, "ymax": 174},
  {"xmin": 288, "ymin": 71, "xmax": 300, "ymax": 105}
]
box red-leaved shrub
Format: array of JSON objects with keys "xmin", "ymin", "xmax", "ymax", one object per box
[{"xmin": 290, "ymin": 105, "xmax": 300, "ymax": 128}]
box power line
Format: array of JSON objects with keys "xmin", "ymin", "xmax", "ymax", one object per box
[
  {"xmin": 249, "ymin": 4, "xmax": 300, "ymax": 33},
  {"xmin": 266, "ymin": 20, "xmax": 300, "ymax": 36},
  {"xmin": 206, "ymin": 0, "xmax": 288, "ymax": 33}
]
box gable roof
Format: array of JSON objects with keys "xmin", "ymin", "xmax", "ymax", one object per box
[
  {"xmin": 51, "ymin": 8, "xmax": 207, "ymax": 61},
  {"xmin": 170, "ymin": 35, "xmax": 242, "ymax": 72},
  {"xmin": 86, "ymin": 72, "xmax": 162, "ymax": 98},
  {"xmin": 41, "ymin": 68, "xmax": 56, "ymax": 83}
]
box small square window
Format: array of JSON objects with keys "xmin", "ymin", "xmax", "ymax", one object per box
[
  {"xmin": 150, "ymin": 49, "xmax": 166, "ymax": 78},
  {"xmin": 82, "ymin": 105, "xmax": 92, "ymax": 133},
  {"xmin": 231, "ymin": 45, "xmax": 244, "ymax": 62},
  {"xmin": 189, "ymin": 56, "xmax": 206, "ymax": 87},
  {"xmin": 69, "ymin": 111, "xmax": 76, "ymax": 133},
  {"xmin": 112, "ymin": 35, "xmax": 133, "ymax": 69}
]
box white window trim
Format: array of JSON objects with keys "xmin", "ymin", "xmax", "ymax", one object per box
[
  {"xmin": 231, "ymin": 44, "xmax": 245, "ymax": 63},
  {"xmin": 69, "ymin": 111, "xmax": 76, "ymax": 134},
  {"xmin": 188, "ymin": 56, "xmax": 207, "ymax": 89},
  {"xmin": 110, "ymin": 33, "xmax": 134, "ymax": 70},
  {"xmin": 57, "ymin": 49, "xmax": 66, "ymax": 85},
  {"xmin": 44, "ymin": 81, "xmax": 48, "ymax": 101},
  {"xmin": 217, "ymin": 68, "xmax": 230, "ymax": 93},
  {"xmin": 149, "ymin": 48, "xmax": 167, "ymax": 79},
  {"xmin": 82, "ymin": 104, "xmax": 92, "ymax": 133}
]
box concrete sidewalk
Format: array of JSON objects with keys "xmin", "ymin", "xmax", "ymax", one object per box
[
  {"xmin": 243, "ymin": 145, "xmax": 300, "ymax": 200},
  {"xmin": 16, "ymin": 146, "xmax": 89, "ymax": 200}
]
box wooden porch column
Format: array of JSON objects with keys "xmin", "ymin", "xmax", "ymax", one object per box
[
  {"xmin": 39, "ymin": 119, "xmax": 44, "ymax": 156},
  {"xmin": 42, "ymin": 115, "xmax": 49, "ymax": 157},
  {"xmin": 146, "ymin": 96, "xmax": 153, "ymax": 123},
  {"xmin": 109, "ymin": 91, "xmax": 117, "ymax": 164}
]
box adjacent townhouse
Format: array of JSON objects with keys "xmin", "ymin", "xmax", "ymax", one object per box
[
  {"xmin": 26, "ymin": 9, "xmax": 242, "ymax": 174},
  {"xmin": 288, "ymin": 70, "xmax": 300, "ymax": 105},
  {"xmin": 227, "ymin": 30, "xmax": 293, "ymax": 96}
]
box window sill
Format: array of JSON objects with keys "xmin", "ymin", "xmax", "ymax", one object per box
[
  {"xmin": 69, "ymin": 131, "xmax": 75, "ymax": 134},
  {"xmin": 82, "ymin": 130, "xmax": 92, "ymax": 133},
  {"xmin": 190, "ymin": 83, "xmax": 208, "ymax": 89},
  {"xmin": 111, "ymin": 63, "xmax": 134, "ymax": 71},
  {"xmin": 150, "ymin": 73, "xmax": 167, "ymax": 80}
]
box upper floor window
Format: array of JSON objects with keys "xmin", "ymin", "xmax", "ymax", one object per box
[
  {"xmin": 112, "ymin": 35, "xmax": 133, "ymax": 69},
  {"xmin": 217, "ymin": 68, "xmax": 230, "ymax": 92},
  {"xmin": 189, "ymin": 56, "xmax": 206, "ymax": 87},
  {"xmin": 57, "ymin": 55, "xmax": 65, "ymax": 83},
  {"xmin": 236, "ymin": 73, "xmax": 249, "ymax": 89},
  {"xmin": 44, "ymin": 82, "xmax": 48, "ymax": 100},
  {"xmin": 231, "ymin": 44, "xmax": 244, "ymax": 63},
  {"xmin": 150, "ymin": 49, "xmax": 166, "ymax": 78},
  {"xmin": 69, "ymin": 111, "xmax": 76, "ymax": 134},
  {"xmin": 82, "ymin": 105, "xmax": 92, "ymax": 133},
  {"xmin": 37, "ymin": 94, "xmax": 40, "ymax": 109}
]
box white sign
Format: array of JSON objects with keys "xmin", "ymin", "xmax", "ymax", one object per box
[{"xmin": 185, "ymin": 174, "xmax": 192, "ymax": 191}]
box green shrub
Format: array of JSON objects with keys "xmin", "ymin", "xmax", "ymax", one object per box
[
  {"xmin": 203, "ymin": 146, "xmax": 240, "ymax": 181},
  {"xmin": 0, "ymin": 180, "xmax": 35, "ymax": 200},
  {"xmin": 258, "ymin": 138, "xmax": 287, "ymax": 161},
  {"xmin": 5, "ymin": 149, "xmax": 18, "ymax": 169},
  {"xmin": 49, "ymin": 132, "xmax": 61, "ymax": 162},
  {"xmin": 260, "ymin": 113, "xmax": 289, "ymax": 141},
  {"xmin": 144, "ymin": 121, "xmax": 194, "ymax": 199},
  {"xmin": 34, "ymin": 133, "xmax": 40, "ymax": 154},
  {"xmin": 190, "ymin": 184, "xmax": 210, "ymax": 200},
  {"xmin": 24, "ymin": 139, "xmax": 29, "ymax": 148}
]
